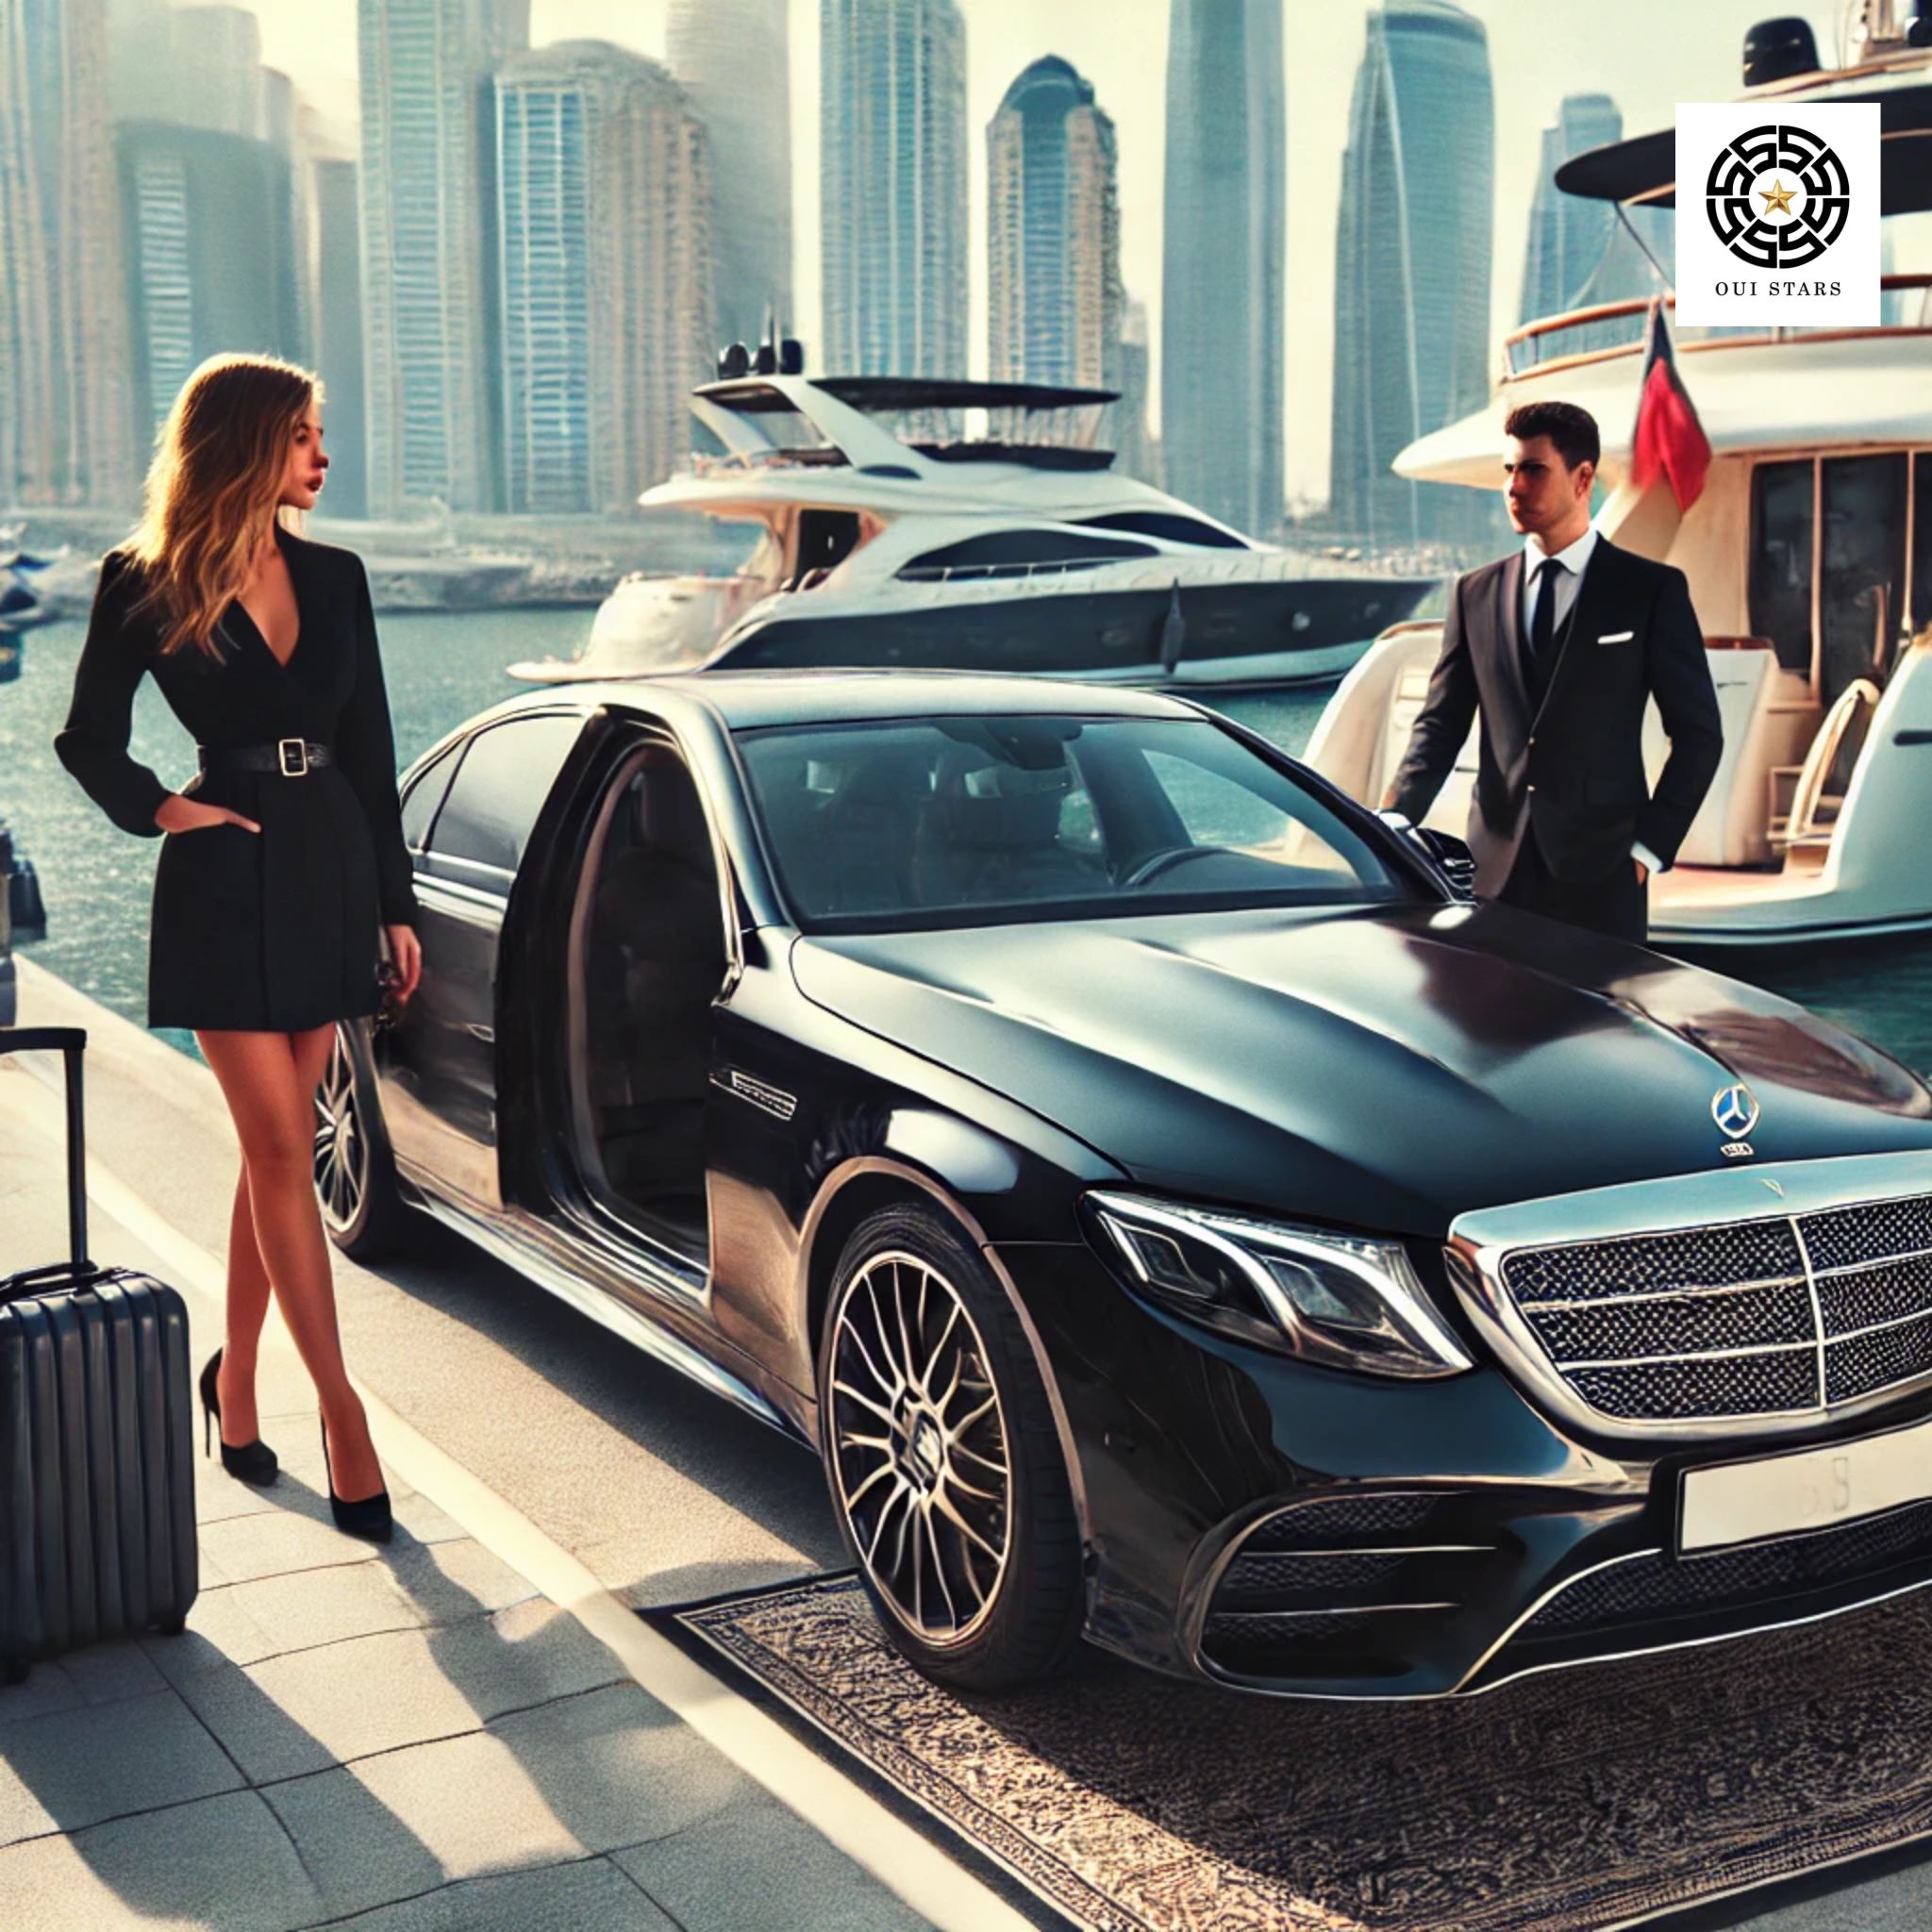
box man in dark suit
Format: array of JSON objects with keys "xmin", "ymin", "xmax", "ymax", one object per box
[{"xmin": 1381, "ymin": 400, "xmax": 1722, "ymax": 943}]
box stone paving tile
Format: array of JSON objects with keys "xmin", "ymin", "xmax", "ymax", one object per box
[
  {"xmin": 296, "ymin": 1856, "xmax": 678, "ymax": 1932},
  {"xmin": 612, "ymin": 1795, "xmax": 933, "ymax": 1932},
  {"xmin": 139, "ymin": 1537, "xmax": 538, "ymax": 1687},
  {"xmin": 0, "ymin": 1663, "xmax": 85, "ymax": 1729},
  {"xmin": 0, "ymin": 1787, "xmax": 325, "ymax": 1932},
  {"xmin": 195, "ymin": 1509, "xmax": 389, "ymax": 1588},
  {"xmin": 0, "ymin": 1690, "xmax": 242, "ymax": 1848},
  {"xmin": 261, "ymin": 1679, "xmax": 750, "ymax": 1921},
  {"xmin": 175, "ymin": 1597, "xmax": 627, "ymax": 1785},
  {"xmin": 56, "ymin": 1638, "xmax": 171, "ymax": 1707}
]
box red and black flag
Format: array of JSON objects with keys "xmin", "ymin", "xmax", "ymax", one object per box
[{"xmin": 1629, "ymin": 301, "xmax": 1712, "ymax": 511}]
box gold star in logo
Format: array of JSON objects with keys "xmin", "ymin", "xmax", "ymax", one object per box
[{"xmin": 1758, "ymin": 177, "xmax": 1796, "ymax": 215}]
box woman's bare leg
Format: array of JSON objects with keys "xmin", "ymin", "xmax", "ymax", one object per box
[
  {"xmin": 214, "ymin": 1162, "xmax": 272, "ymax": 1446},
  {"xmin": 195, "ymin": 1024, "xmax": 384, "ymax": 1502}
]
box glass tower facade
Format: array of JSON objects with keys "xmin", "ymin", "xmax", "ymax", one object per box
[
  {"xmin": 820, "ymin": 0, "xmax": 968, "ymax": 379},
  {"xmin": 667, "ymin": 0, "xmax": 791, "ymax": 352},
  {"xmin": 1329, "ymin": 0, "xmax": 1494, "ymax": 553},
  {"xmin": 496, "ymin": 43, "xmax": 712, "ymax": 515},
  {"xmin": 0, "ymin": 0, "xmax": 137, "ymax": 506},
  {"xmin": 1160, "ymin": 0, "xmax": 1285, "ymax": 539},
  {"xmin": 986, "ymin": 56, "xmax": 1122, "ymax": 400},
  {"xmin": 358, "ymin": 0, "xmax": 528, "ymax": 515}
]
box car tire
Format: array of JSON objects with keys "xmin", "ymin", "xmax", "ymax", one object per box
[
  {"xmin": 313, "ymin": 1022, "xmax": 413, "ymax": 1259},
  {"xmin": 817, "ymin": 1203, "xmax": 1083, "ymax": 1691}
]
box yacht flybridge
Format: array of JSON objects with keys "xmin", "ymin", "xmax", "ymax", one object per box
[
  {"xmin": 1305, "ymin": 8, "xmax": 1932, "ymax": 947},
  {"xmin": 508, "ymin": 373, "xmax": 1433, "ymax": 691}
]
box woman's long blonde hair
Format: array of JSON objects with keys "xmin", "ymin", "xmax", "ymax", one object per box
[{"xmin": 128, "ymin": 354, "xmax": 322, "ymax": 660}]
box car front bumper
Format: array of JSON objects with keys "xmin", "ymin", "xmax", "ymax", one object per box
[{"xmin": 992, "ymin": 1235, "xmax": 1932, "ymax": 1699}]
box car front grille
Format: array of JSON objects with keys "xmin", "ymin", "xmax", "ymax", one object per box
[{"xmin": 1498, "ymin": 1191, "xmax": 1932, "ymax": 1424}]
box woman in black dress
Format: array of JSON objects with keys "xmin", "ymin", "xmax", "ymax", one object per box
[{"xmin": 55, "ymin": 354, "xmax": 423, "ymax": 1542}]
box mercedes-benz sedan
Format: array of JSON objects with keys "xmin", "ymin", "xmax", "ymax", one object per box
[{"xmin": 315, "ymin": 672, "xmax": 1932, "ymax": 1698}]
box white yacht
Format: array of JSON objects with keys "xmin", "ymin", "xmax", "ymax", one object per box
[
  {"xmin": 508, "ymin": 370, "xmax": 1433, "ymax": 691},
  {"xmin": 1306, "ymin": 9, "xmax": 1932, "ymax": 947}
]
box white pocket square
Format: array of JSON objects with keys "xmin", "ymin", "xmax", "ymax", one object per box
[{"xmin": 1596, "ymin": 629, "xmax": 1635, "ymax": 644}]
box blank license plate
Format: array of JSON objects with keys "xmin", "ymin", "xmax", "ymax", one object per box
[{"xmin": 1680, "ymin": 1414, "xmax": 1932, "ymax": 1553}]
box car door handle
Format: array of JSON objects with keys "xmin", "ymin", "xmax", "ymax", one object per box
[{"xmin": 466, "ymin": 1023, "xmax": 495, "ymax": 1043}]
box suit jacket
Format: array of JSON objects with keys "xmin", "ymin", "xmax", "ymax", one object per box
[{"xmin": 1386, "ymin": 536, "xmax": 1723, "ymax": 894}]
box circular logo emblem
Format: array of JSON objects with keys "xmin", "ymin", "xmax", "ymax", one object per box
[
  {"xmin": 1704, "ymin": 123, "xmax": 1850, "ymax": 270},
  {"xmin": 1711, "ymin": 1082, "xmax": 1761, "ymax": 1141}
]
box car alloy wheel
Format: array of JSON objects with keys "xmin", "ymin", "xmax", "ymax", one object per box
[
  {"xmin": 819, "ymin": 1204, "xmax": 1083, "ymax": 1690},
  {"xmin": 313, "ymin": 1028, "xmax": 368, "ymax": 1236},
  {"xmin": 312, "ymin": 1023, "xmax": 411, "ymax": 1258},
  {"xmin": 827, "ymin": 1249, "xmax": 1013, "ymax": 1645}
]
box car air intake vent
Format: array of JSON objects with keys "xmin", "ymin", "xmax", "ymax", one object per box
[
  {"xmin": 1519, "ymin": 1496, "xmax": 1932, "ymax": 1643},
  {"xmin": 1239, "ymin": 1491, "xmax": 1441, "ymax": 1551},
  {"xmin": 1200, "ymin": 1491, "xmax": 1489, "ymax": 1679},
  {"xmin": 1497, "ymin": 1191, "xmax": 1932, "ymax": 1424}
]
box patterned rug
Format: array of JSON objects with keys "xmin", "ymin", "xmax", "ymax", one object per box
[{"xmin": 656, "ymin": 1573, "xmax": 1932, "ymax": 1932}]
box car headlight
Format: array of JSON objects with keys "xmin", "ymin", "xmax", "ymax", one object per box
[{"xmin": 1088, "ymin": 1191, "xmax": 1473, "ymax": 1378}]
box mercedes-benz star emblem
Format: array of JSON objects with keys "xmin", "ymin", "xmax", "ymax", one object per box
[{"xmin": 1712, "ymin": 1082, "xmax": 1761, "ymax": 1140}]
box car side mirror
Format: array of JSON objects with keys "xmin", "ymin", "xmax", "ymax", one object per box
[{"xmin": 1376, "ymin": 810, "xmax": 1476, "ymax": 904}]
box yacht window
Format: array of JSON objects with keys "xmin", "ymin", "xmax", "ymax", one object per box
[
  {"xmin": 1748, "ymin": 459, "xmax": 1814, "ymax": 676},
  {"xmin": 1077, "ymin": 511, "xmax": 1250, "ymax": 551},
  {"xmin": 898, "ymin": 529, "xmax": 1155, "ymax": 579},
  {"xmin": 428, "ymin": 714, "xmax": 582, "ymax": 876},
  {"xmin": 1820, "ymin": 455, "xmax": 1908, "ymax": 702},
  {"xmin": 789, "ymin": 508, "xmax": 862, "ymax": 588}
]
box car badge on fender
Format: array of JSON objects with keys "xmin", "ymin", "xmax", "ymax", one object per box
[{"xmin": 1712, "ymin": 1081, "xmax": 1760, "ymax": 1159}]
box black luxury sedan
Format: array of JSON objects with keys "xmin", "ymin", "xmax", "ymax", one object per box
[{"xmin": 313, "ymin": 671, "xmax": 1932, "ymax": 1699}]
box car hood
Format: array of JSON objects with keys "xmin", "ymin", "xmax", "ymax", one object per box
[{"xmin": 790, "ymin": 902, "xmax": 1932, "ymax": 1236}]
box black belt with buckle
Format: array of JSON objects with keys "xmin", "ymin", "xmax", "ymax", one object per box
[{"xmin": 197, "ymin": 739, "xmax": 334, "ymax": 778}]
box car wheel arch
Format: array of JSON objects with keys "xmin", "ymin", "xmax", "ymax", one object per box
[{"xmin": 798, "ymin": 1154, "xmax": 1094, "ymax": 1558}]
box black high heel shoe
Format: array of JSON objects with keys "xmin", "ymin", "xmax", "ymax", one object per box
[
  {"xmin": 198, "ymin": 1349, "xmax": 278, "ymax": 1486},
  {"xmin": 318, "ymin": 1416, "xmax": 393, "ymax": 1543}
]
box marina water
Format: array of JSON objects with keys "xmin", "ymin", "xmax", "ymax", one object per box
[{"xmin": 7, "ymin": 610, "xmax": 1932, "ymax": 1074}]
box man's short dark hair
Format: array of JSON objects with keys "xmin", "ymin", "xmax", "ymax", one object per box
[{"xmin": 1503, "ymin": 400, "xmax": 1599, "ymax": 473}]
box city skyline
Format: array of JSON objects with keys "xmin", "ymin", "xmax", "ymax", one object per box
[{"xmin": 240, "ymin": 0, "xmax": 1843, "ymax": 504}]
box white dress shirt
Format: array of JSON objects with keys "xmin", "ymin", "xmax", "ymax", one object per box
[{"xmin": 1521, "ymin": 524, "xmax": 1662, "ymax": 877}]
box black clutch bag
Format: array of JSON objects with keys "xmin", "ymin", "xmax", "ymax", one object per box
[{"xmin": 373, "ymin": 958, "xmax": 404, "ymax": 1033}]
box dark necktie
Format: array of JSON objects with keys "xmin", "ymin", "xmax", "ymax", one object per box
[{"xmin": 1531, "ymin": 557, "xmax": 1566, "ymax": 666}]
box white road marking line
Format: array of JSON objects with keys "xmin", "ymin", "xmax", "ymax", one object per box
[{"xmin": 3, "ymin": 1061, "xmax": 1035, "ymax": 1932}]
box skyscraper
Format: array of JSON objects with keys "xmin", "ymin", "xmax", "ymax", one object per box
[
  {"xmin": 313, "ymin": 152, "xmax": 369, "ymax": 519},
  {"xmin": 1160, "ymin": 0, "xmax": 1284, "ymax": 538},
  {"xmin": 666, "ymin": 0, "xmax": 791, "ymax": 352},
  {"xmin": 1519, "ymin": 94, "xmax": 1670, "ymax": 327},
  {"xmin": 820, "ymin": 0, "xmax": 967, "ymax": 379},
  {"xmin": 116, "ymin": 121, "xmax": 302, "ymax": 437},
  {"xmin": 1114, "ymin": 296, "xmax": 1159, "ymax": 486},
  {"xmin": 1329, "ymin": 0, "xmax": 1494, "ymax": 552},
  {"xmin": 0, "ymin": 0, "xmax": 137, "ymax": 506},
  {"xmin": 358, "ymin": 0, "xmax": 528, "ymax": 515},
  {"xmin": 986, "ymin": 56, "xmax": 1122, "ymax": 399},
  {"xmin": 494, "ymin": 42, "xmax": 712, "ymax": 515}
]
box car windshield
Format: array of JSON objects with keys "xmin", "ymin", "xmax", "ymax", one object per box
[{"xmin": 733, "ymin": 715, "xmax": 1411, "ymax": 931}]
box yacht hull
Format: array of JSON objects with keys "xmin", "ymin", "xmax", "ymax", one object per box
[{"xmin": 514, "ymin": 573, "xmax": 1436, "ymax": 691}]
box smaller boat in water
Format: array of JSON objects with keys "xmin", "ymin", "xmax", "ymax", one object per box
[{"xmin": 509, "ymin": 366, "xmax": 1434, "ymax": 691}]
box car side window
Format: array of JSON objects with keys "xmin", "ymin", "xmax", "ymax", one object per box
[
  {"xmin": 400, "ymin": 741, "xmax": 461, "ymax": 854},
  {"xmin": 426, "ymin": 714, "xmax": 583, "ymax": 876}
]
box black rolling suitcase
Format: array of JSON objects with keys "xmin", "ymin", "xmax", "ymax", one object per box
[{"xmin": 0, "ymin": 1025, "xmax": 197, "ymax": 1684}]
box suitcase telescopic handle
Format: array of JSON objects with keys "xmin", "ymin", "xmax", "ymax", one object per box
[{"xmin": 0, "ymin": 1025, "xmax": 92, "ymax": 1274}]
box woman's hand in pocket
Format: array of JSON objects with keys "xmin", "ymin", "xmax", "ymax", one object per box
[{"xmin": 154, "ymin": 792, "xmax": 261, "ymax": 835}]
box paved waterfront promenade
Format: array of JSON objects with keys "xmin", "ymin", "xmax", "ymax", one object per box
[{"xmin": 0, "ymin": 959, "xmax": 1012, "ymax": 1932}]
